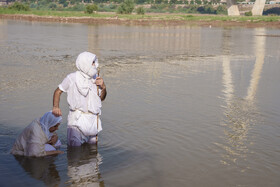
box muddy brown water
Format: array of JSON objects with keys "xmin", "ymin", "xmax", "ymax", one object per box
[{"xmin": 0, "ymin": 19, "xmax": 280, "ymax": 187}]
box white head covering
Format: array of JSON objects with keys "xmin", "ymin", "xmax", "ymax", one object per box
[
  {"xmin": 39, "ymin": 111, "xmax": 62, "ymax": 139},
  {"xmin": 75, "ymin": 51, "xmax": 99, "ymax": 97}
]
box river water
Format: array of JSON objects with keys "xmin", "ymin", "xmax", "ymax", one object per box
[{"xmin": 0, "ymin": 19, "xmax": 279, "ymax": 187}]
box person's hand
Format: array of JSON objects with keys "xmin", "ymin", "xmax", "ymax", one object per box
[
  {"xmin": 96, "ymin": 77, "xmax": 106, "ymax": 89},
  {"xmin": 47, "ymin": 134, "xmax": 58, "ymax": 145},
  {"xmin": 56, "ymin": 150, "xmax": 64, "ymax": 154},
  {"xmin": 52, "ymin": 107, "xmax": 62, "ymax": 117},
  {"xmin": 47, "ymin": 139, "xmax": 52, "ymax": 144},
  {"xmin": 46, "ymin": 150, "xmax": 64, "ymax": 156}
]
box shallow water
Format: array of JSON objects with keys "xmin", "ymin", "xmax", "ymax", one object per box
[{"xmin": 0, "ymin": 19, "xmax": 280, "ymax": 187}]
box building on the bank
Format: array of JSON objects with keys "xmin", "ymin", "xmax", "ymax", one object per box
[
  {"xmin": 269, "ymin": 0, "xmax": 280, "ymax": 2},
  {"xmin": 0, "ymin": 0, "xmax": 7, "ymax": 6}
]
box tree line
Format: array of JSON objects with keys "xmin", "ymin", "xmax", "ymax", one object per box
[
  {"xmin": 4, "ymin": 0, "xmax": 229, "ymax": 15},
  {"xmin": 6, "ymin": 0, "xmax": 223, "ymax": 6}
]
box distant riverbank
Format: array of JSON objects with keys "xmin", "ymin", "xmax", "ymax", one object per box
[{"xmin": 0, "ymin": 10, "xmax": 280, "ymax": 28}]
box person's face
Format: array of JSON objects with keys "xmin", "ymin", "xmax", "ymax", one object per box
[{"xmin": 49, "ymin": 123, "xmax": 60, "ymax": 133}]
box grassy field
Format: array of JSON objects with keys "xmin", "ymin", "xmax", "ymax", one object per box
[{"xmin": 1, "ymin": 7, "xmax": 280, "ymax": 23}]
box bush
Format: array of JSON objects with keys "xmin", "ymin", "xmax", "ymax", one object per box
[
  {"xmin": 136, "ymin": 6, "xmax": 145, "ymax": 15},
  {"xmin": 69, "ymin": 4, "xmax": 85, "ymax": 11},
  {"xmin": 150, "ymin": 4, "xmax": 168, "ymax": 10},
  {"xmin": 85, "ymin": 4, "xmax": 98, "ymax": 14},
  {"xmin": 135, "ymin": 0, "xmax": 146, "ymax": 4},
  {"xmin": 245, "ymin": 11, "xmax": 252, "ymax": 16},
  {"xmin": 109, "ymin": 4, "xmax": 118, "ymax": 9},
  {"xmin": 155, "ymin": 0, "xmax": 163, "ymax": 4},
  {"xmin": 97, "ymin": 3, "xmax": 118, "ymax": 12},
  {"xmin": 216, "ymin": 5, "xmax": 227, "ymax": 15},
  {"xmin": 8, "ymin": 2, "xmax": 30, "ymax": 11},
  {"xmin": 185, "ymin": 5, "xmax": 199, "ymax": 13},
  {"xmin": 205, "ymin": 5, "xmax": 216, "ymax": 14},
  {"xmin": 30, "ymin": 3, "xmax": 37, "ymax": 9},
  {"xmin": 169, "ymin": 0, "xmax": 177, "ymax": 4},
  {"xmin": 63, "ymin": 2, "xmax": 69, "ymax": 7},
  {"xmin": 59, "ymin": 0, "xmax": 66, "ymax": 5},
  {"xmin": 263, "ymin": 7, "xmax": 280, "ymax": 15},
  {"xmin": 36, "ymin": 0, "xmax": 49, "ymax": 9},
  {"xmin": 117, "ymin": 0, "xmax": 135, "ymax": 14},
  {"xmin": 195, "ymin": 0, "xmax": 202, "ymax": 5},
  {"xmin": 48, "ymin": 3, "xmax": 57, "ymax": 10}
]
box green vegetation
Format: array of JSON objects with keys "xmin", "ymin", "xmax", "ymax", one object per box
[
  {"xmin": 117, "ymin": 0, "xmax": 135, "ymax": 14},
  {"xmin": 0, "ymin": 0, "xmax": 226, "ymax": 15},
  {"xmin": 146, "ymin": 4, "xmax": 227, "ymax": 14},
  {"xmin": 263, "ymin": 7, "xmax": 280, "ymax": 15},
  {"xmin": 85, "ymin": 4, "xmax": 98, "ymax": 14},
  {"xmin": 216, "ymin": 5, "xmax": 227, "ymax": 15},
  {"xmin": 245, "ymin": 11, "xmax": 252, "ymax": 16},
  {"xmin": 136, "ymin": 6, "xmax": 145, "ymax": 15},
  {"xmin": 0, "ymin": 6, "xmax": 113, "ymax": 18},
  {"xmin": 98, "ymin": 4, "xmax": 117, "ymax": 12},
  {"xmin": 0, "ymin": 1, "xmax": 280, "ymax": 23},
  {"xmin": 8, "ymin": 2, "xmax": 30, "ymax": 11}
]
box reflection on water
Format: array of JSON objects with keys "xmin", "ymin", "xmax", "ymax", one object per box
[
  {"xmin": 14, "ymin": 155, "xmax": 60, "ymax": 186},
  {"xmin": 67, "ymin": 144, "xmax": 103, "ymax": 186},
  {"xmin": 87, "ymin": 25, "xmax": 202, "ymax": 58},
  {"xmin": 0, "ymin": 20, "xmax": 280, "ymax": 186},
  {"xmin": 0, "ymin": 19, "xmax": 7, "ymax": 43},
  {"xmin": 246, "ymin": 28, "xmax": 266, "ymax": 102},
  {"xmin": 218, "ymin": 28, "xmax": 266, "ymax": 169}
]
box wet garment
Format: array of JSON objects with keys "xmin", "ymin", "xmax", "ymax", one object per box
[
  {"xmin": 11, "ymin": 112, "xmax": 62, "ymax": 157},
  {"xmin": 11, "ymin": 119, "xmax": 48, "ymax": 157},
  {"xmin": 59, "ymin": 72, "xmax": 102, "ymax": 115},
  {"xmin": 45, "ymin": 144, "xmax": 56, "ymax": 152},
  {"xmin": 67, "ymin": 110, "xmax": 102, "ymax": 137},
  {"xmin": 44, "ymin": 139, "xmax": 62, "ymax": 152},
  {"xmin": 59, "ymin": 52, "xmax": 102, "ymax": 146},
  {"xmin": 59, "ymin": 73, "xmax": 102, "ymax": 144},
  {"xmin": 67, "ymin": 126, "xmax": 98, "ymax": 146}
]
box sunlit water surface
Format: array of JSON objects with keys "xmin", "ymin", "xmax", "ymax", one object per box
[{"xmin": 0, "ymin": 19, "xmax": 280, "ymax": 187}]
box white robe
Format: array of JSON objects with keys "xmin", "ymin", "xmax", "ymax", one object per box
[
  {"xmin": 59, "ymin": 72, "xmax": 102, "ymax": 137},
  {"xmin": 11, "ymin": 119, "xmax": 48, "ymax": 157}
]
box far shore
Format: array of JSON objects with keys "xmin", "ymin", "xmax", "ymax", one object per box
[{"xmin": 1, "ymin": 12, "xmax": 280, "ymax": 28}]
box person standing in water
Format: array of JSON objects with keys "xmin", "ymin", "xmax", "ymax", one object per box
[{"xmin": 52, "ymin": 52, "xmax": 107, "ymax": 146}]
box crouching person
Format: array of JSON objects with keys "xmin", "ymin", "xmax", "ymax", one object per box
[{"xmin": 11, "ymin": 111, "xmax": 64, "ymax": 157}]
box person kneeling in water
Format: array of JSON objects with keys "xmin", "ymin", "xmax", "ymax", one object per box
[{"xmin": 11, "ymin": 111, "xmax": 64, "ymax": 157}]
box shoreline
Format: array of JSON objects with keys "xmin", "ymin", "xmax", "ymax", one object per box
[{"xmin": 1, "ymin": 13, "xmax": 280, "ymax": 28}]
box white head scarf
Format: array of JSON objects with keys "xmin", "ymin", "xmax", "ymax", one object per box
[
  {"xmin": 39, "ymin": 111, "xmax": 62, "ymax": 139},
  {"xmin": 75, "ymin": 51, "xmax": 99, "ymax": 97}
]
